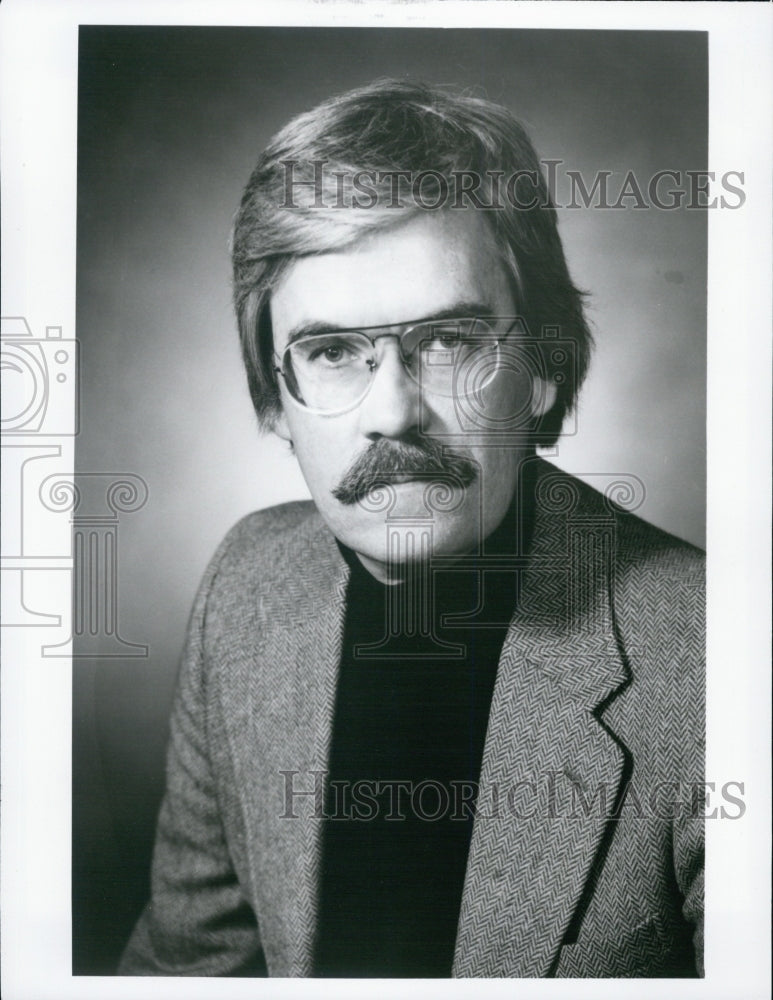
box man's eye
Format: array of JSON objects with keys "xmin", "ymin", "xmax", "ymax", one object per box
[
  {"xmin": 432, "ymin": 335, "xmax": 459, "ymax": 349},
  {"xmin": 307, "ymin": 341, "xmax": 357, "ymax": 365},
  {"xmin": 422, "ymin": 330, "xmax": 460, "ymax": 352}
]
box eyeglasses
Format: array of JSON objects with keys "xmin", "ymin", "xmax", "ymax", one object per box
[{"xmin": 273, "ymin": 316, "xmax": 518, "ymax": 415}]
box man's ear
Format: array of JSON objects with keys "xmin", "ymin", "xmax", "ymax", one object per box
[{"xmin": 529, "ymin": 377, "xmax": 558, "ymax": 420}]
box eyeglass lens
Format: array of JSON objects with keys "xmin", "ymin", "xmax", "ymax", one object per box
[{"xmin": 282, "ymin": 319, "xmax": 502, "ymax": 413}]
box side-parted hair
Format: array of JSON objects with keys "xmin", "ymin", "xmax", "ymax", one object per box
[{"xmin": 231, "ymin": 79, "xmax": 592, "ymax": 445}]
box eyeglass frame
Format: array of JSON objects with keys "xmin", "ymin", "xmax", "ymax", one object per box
[{"xmin": 272, "ymin": 315, "xmax": 521, "ymax": 416}]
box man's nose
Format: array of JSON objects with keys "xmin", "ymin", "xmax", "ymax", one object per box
[{"xmin": 356, "ymin": 343, "xmax": 421, "ymax": 439}]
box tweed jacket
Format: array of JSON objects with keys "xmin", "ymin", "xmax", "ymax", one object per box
[{"xmin": 120, "ymin": 458, "xmax": 704, "ymax": 978}]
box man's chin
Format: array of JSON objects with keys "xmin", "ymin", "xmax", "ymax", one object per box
[{"xmin": 334, "ymin": 500, "xmax": 481, "ymax": 579}]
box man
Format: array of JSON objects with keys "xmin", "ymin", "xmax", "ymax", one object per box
[{"xmin": 120, "ymin": 80, "xmax": 704, "ymax": 978}]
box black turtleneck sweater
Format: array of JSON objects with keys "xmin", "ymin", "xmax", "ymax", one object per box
[{"xmin": 313, "ymin": 491, "xmax": 532, "ymax": 977}]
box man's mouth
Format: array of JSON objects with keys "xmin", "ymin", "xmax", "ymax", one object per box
[
  {"xmin": 336, "ymin": 469, "xmax": 475, "ymax": 507},
  {"xmin": 376, "ymin": 473, "xmax": 437, "ymax": 486}
]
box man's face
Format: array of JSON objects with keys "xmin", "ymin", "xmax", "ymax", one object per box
[{"xmin": 270, "ymin": 210, "xmax": 554, "ymax": 582}]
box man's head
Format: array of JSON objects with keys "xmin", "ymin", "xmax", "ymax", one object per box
[{"xmin": 231, "ymin": 80, "xmax": 591, "ymax": 579}]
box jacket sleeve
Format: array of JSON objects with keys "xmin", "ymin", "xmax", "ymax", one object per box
[
  {"xmin": 673, "ymin": 566, "xmax": 706, "ymax": 977},
  {"xmin": 674, "ymin": 807, "xmax": 704, "ymax": 977},
  {"xmin": 673, "ymin": 696, "xmax": 705, "ymax": 976},
  {"xmin": 118, "ymin": 535, "xmax": 266, "ymax": 976},
  {"xmin": 612, "ymin": 517, "xmax": 706, "ymax": 978}
]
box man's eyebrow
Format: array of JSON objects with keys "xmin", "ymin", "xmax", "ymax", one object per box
[{"xmin": 285, "ymin": 301, "xmax": 496, "ymax": 345}]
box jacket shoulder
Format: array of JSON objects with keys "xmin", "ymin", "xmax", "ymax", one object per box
[
  {"xmin": 221, "ymin": 499, "xmax": 322, "ymax": 547},
  {"xmin": 612, "ymin": 501, "xmax": 704, "ymax": 582},
  {"xmin": 198, "ymin": 499, "xmax": 346, "ymax": 636},
  {"xmin": 533, "ymin": 460, "xmax": 704, "ymax": 681},
  {"xmin": 207, "ymin": 499, "xmax": 323, "ymax": 575},
  {"xmin": 535, "ymin": 460, "xmax": 703, "ymax": 579},
  {"xmin": 550, "ymin": 466, "xmax": 705, "ymax": 745}
]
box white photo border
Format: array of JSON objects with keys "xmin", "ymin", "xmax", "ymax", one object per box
[{"xmin": 1, "ymin": 2, "xmax": 770, "ymax": 999}]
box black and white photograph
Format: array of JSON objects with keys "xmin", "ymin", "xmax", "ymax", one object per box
[{"xmin": 1, "ymin": 3, "xmax": 770, "ymax": 998}]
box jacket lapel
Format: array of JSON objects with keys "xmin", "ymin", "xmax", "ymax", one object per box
[
  {"xmin": 453, "ymin": 461, "xmax": 629, "ymax": 976},
  {"xmin": 224, "ymin": 514, "xmax": 349, "ymax": 976},
  {"xmin": 275, "ymin": 522, "xmax": 350, "ymax": 975}
]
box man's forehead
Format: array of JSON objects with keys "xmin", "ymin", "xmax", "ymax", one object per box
[{"xmin": 269, "ymin": 209, "xmax": 511, "ymax": 347}]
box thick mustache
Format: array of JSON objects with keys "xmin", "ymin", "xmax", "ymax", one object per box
[{"xmin": 332, "ymin": 435, "xmax": 478, "ymax": 506}]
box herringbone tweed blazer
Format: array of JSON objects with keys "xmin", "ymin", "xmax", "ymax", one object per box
[{"xmin": 120, "ymin": 458, "xmax": 704, "ymax": 978}]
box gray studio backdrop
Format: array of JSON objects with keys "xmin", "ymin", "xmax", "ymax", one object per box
[{"xmin": 74, "ymin": 27, "xmax": 706, "ymax": 972}]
